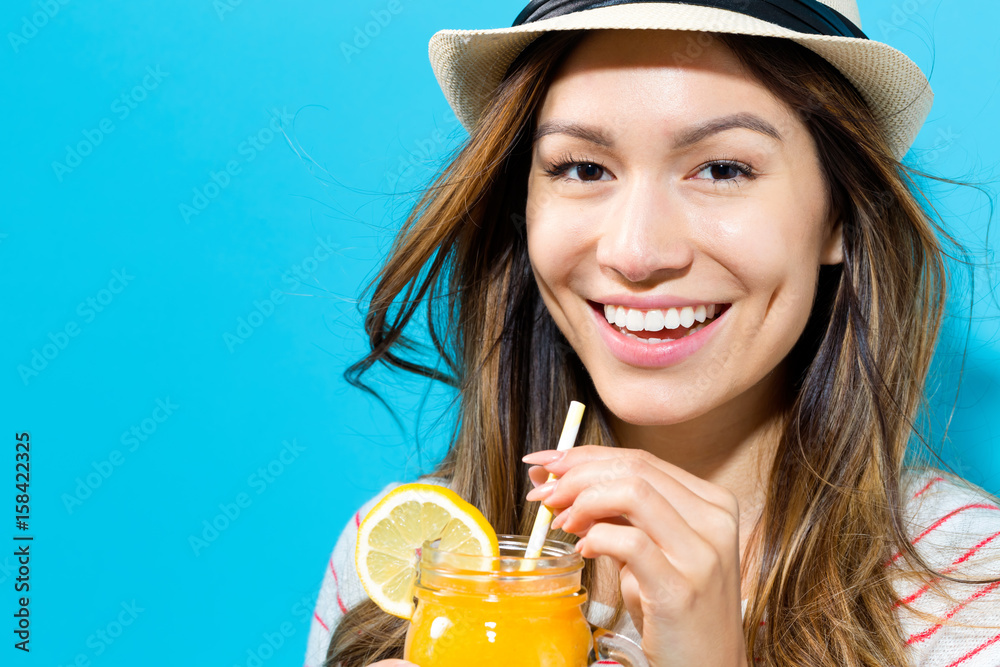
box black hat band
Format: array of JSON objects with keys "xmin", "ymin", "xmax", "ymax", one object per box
[{"xmin": 512, "ymin": 0, "xmax": 868, "ymax": 39}]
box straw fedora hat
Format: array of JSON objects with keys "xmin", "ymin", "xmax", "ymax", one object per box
[{"xmin": 427, "ymin": 0, "xmax": 933, "ymax": 160}]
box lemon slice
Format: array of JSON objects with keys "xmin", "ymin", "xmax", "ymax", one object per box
[{"xmin": 355, "ymin": 482, "xmax": 499, "ymax": 619}]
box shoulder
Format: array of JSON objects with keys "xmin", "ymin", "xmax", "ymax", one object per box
[
  {"xmin": 893, "ymin": 469, "xmax": 1000, "ymax": 667},
  {"xmin": 328, "ymin": 475, "xmax": 452, "ymax": 607},
  {"xmin": 900, "ymin": 469, "xmax": 1000, "ymax": 574},
  {"xmin": 304, "ymin": 475, "xmax": 451, "ymax": 667}
]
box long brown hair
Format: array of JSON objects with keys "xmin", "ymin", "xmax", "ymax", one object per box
[{"xmin": 328, "ymin": 29, "xmax": 989, "ymax": 667}]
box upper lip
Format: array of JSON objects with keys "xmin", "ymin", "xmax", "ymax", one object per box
[{"xmin": 588, "ymin": 296, "xmax": 729, "ymax": 310}]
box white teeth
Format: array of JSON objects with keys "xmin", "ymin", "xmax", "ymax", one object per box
[
  {"xmin": 621, "ymin": 321, "xmax": 711, "ymax": 343},
  {"xmin": 681, "ymin": 323, "xmax": 704, "ymax": 339},
  {"xmin": 623, "ymin": 331, "xmax": 666, "ymax": 344},
  {"xmin": 625, "ymin": 309, "xmax": 645, "ymax": 331},
  {"xmin": 601, "ymin": 302, "xmax": 725, "ymax": 333}
]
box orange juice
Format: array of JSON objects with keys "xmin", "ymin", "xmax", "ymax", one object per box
[
  {"xmin": 405, "ymin": 585, "xmax": 592, "ymax": 665},
  {"xmin": 404, "ymin": 536, "xmax": 593, "ymax": 666}
]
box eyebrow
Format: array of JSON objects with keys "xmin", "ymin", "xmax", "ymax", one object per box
[
  {"xmin": 533, "ymin": 112, "xmax": 784, "ymax": 149},
  {"xmin": 674, "ymin": 112, "xmax": 784, "ymax": 148},
  {"xmin": 533, "ymin": 120, "xmax": 615, "ymax": 147}
]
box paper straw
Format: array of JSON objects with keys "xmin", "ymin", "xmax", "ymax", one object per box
[{"xmin": 522, "ymin": 401, "xmax": 586, "ymax": 567}]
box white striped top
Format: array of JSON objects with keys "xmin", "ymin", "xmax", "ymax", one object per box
[{"xmin": 305, "ymin": 470, "xmax": 1000, "ymax": 667}]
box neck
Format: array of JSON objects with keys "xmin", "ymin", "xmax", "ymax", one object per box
[{"xmin": 606, "ymin": 366, "xmax": 790, "ymax": 590}]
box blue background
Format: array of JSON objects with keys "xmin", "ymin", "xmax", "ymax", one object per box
[{"xmin": 2, "ymin": 1, "xmax": 997, "ymax": 665}]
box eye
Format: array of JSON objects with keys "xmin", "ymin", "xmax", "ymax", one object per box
[
  {"xmin": 543, "ymin": 158, "xmax": 613, "ymax": 183},
  {"xmin": 692, "ymin": 160, "xmax": 755, "ymax": 184},
  {"xmin": 570, "ymin": 163, "xmax": 609, "ymax": 181}
]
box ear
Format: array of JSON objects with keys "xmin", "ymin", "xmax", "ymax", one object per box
[{"xmin": 820, "ymin": 214, "xmax": 844, "ymax": 266}]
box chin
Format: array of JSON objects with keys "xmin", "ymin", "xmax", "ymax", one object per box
[{"xmin": 595, "ymin": 385, "xmax": 720, "ymax": 427}]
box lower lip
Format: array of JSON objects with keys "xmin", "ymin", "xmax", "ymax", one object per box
[{"xmin": 588, "ymin": 303, "xmax": 727, "ymax": 369}]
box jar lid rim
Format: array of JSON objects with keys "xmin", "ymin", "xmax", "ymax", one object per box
[{"xmin": 420, "ymin": 533, "xmax": 584, "ymax": 574}]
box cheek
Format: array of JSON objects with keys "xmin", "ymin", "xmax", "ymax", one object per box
[
  {"xmin": 525, "ymin": 193, "xmax": 592, "ymax": 291},
  {"xmin": 705, "ymin": 205, "xmax": 823, "ymax": 344},
  {"xmin": 719, "ymin": 219, "xmax": 796, "ymax": 291},
  {"xmin": 526, "ymin": 219, "xmax": 572, "ymax": 326},
  {"xmin": 525, "ymin": 214, "xmax": 561, "ymax": 285}
]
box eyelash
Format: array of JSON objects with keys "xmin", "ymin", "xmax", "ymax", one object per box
[
  {"xmin": 542, "ymin": 153, "xmax": 757, "ymax": 185},
  {"xmin": 542, "ymin": 153, "xmax": 592, "ymax": 180}
]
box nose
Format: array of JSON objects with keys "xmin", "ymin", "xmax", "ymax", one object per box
[{"xmin": 594, "ymin": 177, "xmax": 695, "ymax": 285}]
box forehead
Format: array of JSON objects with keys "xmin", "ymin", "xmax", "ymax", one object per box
[{"xmin": 538, "ymin": 29, "xmax": 800, "ymax": 139}]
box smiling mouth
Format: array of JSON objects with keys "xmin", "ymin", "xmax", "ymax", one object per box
[{"xmin": 589, "ymin": 301, "xmax": 731, "ymax": 344}]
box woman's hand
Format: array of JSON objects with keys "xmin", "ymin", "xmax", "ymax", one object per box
[{"xmin": 524, "ymin": 445, "xmax": 748, "ymax": 667}]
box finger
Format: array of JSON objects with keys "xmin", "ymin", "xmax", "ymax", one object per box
[
  {"xmin": 579, "ymin": 522, "xmax": 703, "ymax": 628},
  {"xmin": 533, "ymin": 458, "xmax": 738, "ymax": 543},
  {"xmin": 553, "ymin": 509, "xmax": 630, "ymax": 533},
  {"xmin": 526, "ymin": 445, "xmax": 737, "ymax": 512},
  {"xmin": 559, "ymin": 477, "xmax": 720, "ymax": 567},
  {"xmin": 575, "ymin": 522, "xmax": 678, "ymax": 596},
  {"xmin": 528, "ymin": 464, "xmax": 549, "ymax": 488}
]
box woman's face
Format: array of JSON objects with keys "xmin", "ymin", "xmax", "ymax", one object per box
[{"xmin": 526, "ymin": 29, "xmax": 843, "ymax": 427}]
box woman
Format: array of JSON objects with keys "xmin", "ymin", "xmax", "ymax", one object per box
[{"xmin": 307, "ymin": 2, "xmax": 1000, "ymax": 666}]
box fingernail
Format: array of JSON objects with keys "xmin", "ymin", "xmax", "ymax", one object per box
[
  {"xmin": 574, "ymin": 538, "xmax": 585, "ymax": 553},
  {"xmin": 551, "ymin": 507, "xmax": 570, "ymax": 529},
  {"xmin": 523, "ymin": 450, "xmax": 565, "ymax": 464},
  {"xmin": 526, "ymin": 480, "xmax": 557, "ymax": 500}
]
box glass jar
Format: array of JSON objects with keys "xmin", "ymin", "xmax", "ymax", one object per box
[{"xmin": 404, "ymin": 534, "xmax": 647, "ymax": 667}]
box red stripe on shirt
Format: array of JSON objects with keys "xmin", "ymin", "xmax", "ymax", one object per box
[
  {"xmin": 329, "ymin": 557, "xmax": 349, "ymax": 615},
  {"xmin": 888, "ymin": 504, "xmax": 1000, "ymax": 565},
  {"xmin": 907, "ymin": 580, "xmax": 1000, "ymax": 645},
  {"xmin": 912, "ymin": 505, "xmax": 1000, "ymax": 546},
  {"xmin": 355, "ymin": 511, "xmax": 361, "ymax": 528},
  {"xmin": 913, "ymin": 476, "xmax": 944, "ymax": 500},
  {"xmin": 895, "ymin": 529, "xmax": 1000, "ymax": 607},
  {"xmin": 896, "ymin": 580, "xmax": 935, "ymax": 608},
  {"xmin": 953, "ymin": 529, "xmax": 1000, "ymax": 568},
  {"xmin": 944, "ymin": 630, "xmax": 1000, "ymax": 667},
  {"xmin": 313, "ymin": 611, "xmax": 329, "ymax": 631}
]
